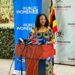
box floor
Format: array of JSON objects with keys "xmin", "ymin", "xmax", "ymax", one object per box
[{"xmin": 0, "ymin": 59, "xmax": 75, "ymax": 75}]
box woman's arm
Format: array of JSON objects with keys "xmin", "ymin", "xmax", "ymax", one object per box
[{"xmin": 48, "ymin": 27, "xmax": 55, "ymax": 44}]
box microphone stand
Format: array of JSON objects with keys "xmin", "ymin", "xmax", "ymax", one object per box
[
  {"xmin": 18, "ymin": 41, "xmax": 26, "ymax": 75},
  {"xmin": 20, "ymin": 53, "xmax": 23, "ymax": 75},
  {"xmin": 19, "ymin": 39, "xmax": 33, "ymax": 75}
]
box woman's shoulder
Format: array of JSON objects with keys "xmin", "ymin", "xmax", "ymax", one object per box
[
  {"xmin": 48, "ymin": 26, "xmax": 51, "ymax": 30},
  {"xmin": 47, "ymin": 26, "xmax": 52, "ymax": 31}
]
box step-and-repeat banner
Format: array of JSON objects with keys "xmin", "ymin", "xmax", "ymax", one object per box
[
  {"xmin": 13, "ymin": 0, "xmax": 42, "ymax": 74},
  {"xmin": 42, "ymin": 0, "xmax": 75, "ymax": 65},
  {"xmin": 54, "ymin": 0, "xmax": 75, "ymax": 65}
]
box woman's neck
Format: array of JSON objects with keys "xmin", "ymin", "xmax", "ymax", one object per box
[
  {"xmin": 38, "ymin": 26, "xmax": 48, "ymax": 32},
  {"xmin": 40, "ymin": 26, "xmax": 45, "ymax": 29}
]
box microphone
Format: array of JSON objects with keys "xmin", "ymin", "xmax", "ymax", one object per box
[
  {"xmin": 37, "ymin": 37, "xmax": 47, "ymax": 44},
  {"xmin": 24, "ymin": 39, "xmax": 31, "ymax": 45},
  {"xmin": 31, "ymin": 36, "xmax": 37, "ymax": 44},
  {"xmin": 18, "ymin": 38, "xmax": 32, "ymax": 45},
  {"xmin": 18, "ymin": 38, "xmax": 25, "ymax": 44}
]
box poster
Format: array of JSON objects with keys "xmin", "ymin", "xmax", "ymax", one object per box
[{"xmin": 13, "ymin": 0, "xmax": 42, "ymax": 74}]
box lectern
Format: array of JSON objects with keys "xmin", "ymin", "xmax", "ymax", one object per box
[{"xmin": 16, "ymin": 44, "xmax": 56, "ymax": 75}]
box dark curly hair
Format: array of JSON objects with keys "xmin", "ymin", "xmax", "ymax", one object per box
[{"xmin": 35, "ymin": 13, "xmax": 49, "ymax": 30}]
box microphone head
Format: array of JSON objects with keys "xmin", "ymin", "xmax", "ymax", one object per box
[
  {"xmin": 37, "ymin": 37, "xmax": 47, "ymax": 44},
  {"xmin": 31, "ymin": 39, "xmax": 37, "ymax": 43},
  {"xmin": 24, "ymin": 39, "xmax": 31, "ymax": 44},
  {"xmin": 31, "ymin": 36, "xmax": 37, "ymax": 44},
  {"xmin": 18, "ymin": 38, "xmax": 24, "ymax": 44},
  {"xmin": 41, "ymin": 37, "xmax": 46, "ymax": 44}
]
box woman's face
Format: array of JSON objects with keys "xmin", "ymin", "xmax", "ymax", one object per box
[{"xmin": 40, "ymin": 15, "xmax": 46, "ymax": 26}]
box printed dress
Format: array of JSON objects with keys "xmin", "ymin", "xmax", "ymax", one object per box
[{"xmin": 26, "ymin": 27, "xmax": 56, "ymax": 75}]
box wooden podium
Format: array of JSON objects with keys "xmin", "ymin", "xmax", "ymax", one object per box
[{"xmin": 16, "ymin": 44, "xmax": 56, "ymax": 75}]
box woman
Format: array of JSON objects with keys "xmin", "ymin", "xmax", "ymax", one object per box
[
  {"xmin": 29, "ymin": 13, "xmax": 55, "ymax": 75},
  {"xmin": 30, "ymin": 14, "xmax": 55, "ymax": 44}
]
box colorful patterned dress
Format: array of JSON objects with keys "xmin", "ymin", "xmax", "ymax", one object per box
[{"xmin": 26, "ymin": 26, "xmax": 55, "ymax": 75}]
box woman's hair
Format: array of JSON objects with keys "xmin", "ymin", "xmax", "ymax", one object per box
[{"xmin": 35, "ymin": 13, "xmax": 49, "ymax": 30}]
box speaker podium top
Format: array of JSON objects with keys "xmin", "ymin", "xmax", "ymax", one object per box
[{"xmin": 16, "ymin": 44, "xmax": 56, "ymax": 60}]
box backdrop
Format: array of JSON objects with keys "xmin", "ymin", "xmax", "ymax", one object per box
[
  {"xmin": 54, "ymin": 0, "xmax": 75, "ymax": 65},
  {"xmin": 13, "ymin": 0, "xmax": 42, "ymax": 74},
  {"xmin": 42, "ymin": 0, "xmax": 75, "ymax": 65}
]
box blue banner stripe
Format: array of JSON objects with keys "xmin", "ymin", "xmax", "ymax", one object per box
[{"xmin": 14, "ymin": 0, "xmax": 42, "ymax": 71}]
